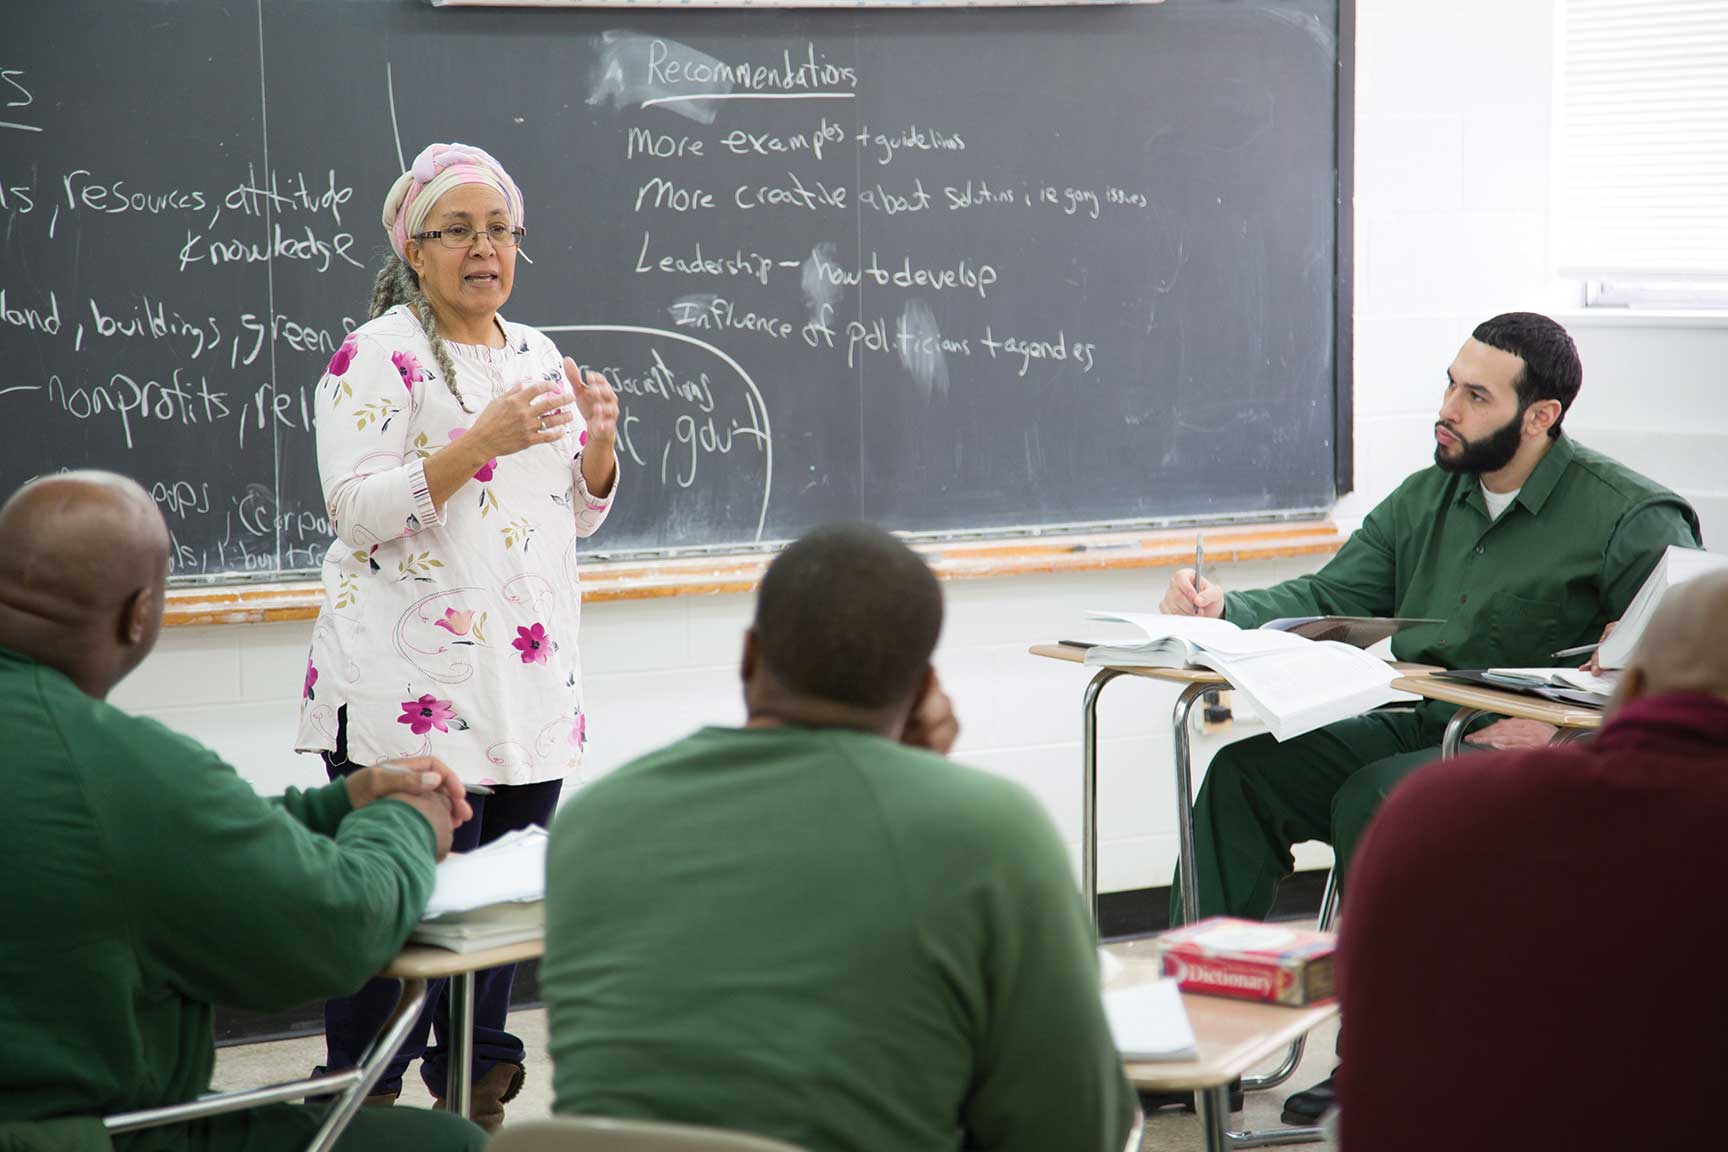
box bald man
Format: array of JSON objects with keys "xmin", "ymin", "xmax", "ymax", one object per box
[
  {"xmin": 0, "ymin": 473, "xmax": 486, "ymax": 1151},
  {"xmin": 1337, "ymin": 570, "xmax": 1728, "ymax": 1150}
]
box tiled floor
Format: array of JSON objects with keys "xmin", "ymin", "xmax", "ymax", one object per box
[{"xmin": 211, "ymin": 969, "xmax": 1338, "ymax": 1152}]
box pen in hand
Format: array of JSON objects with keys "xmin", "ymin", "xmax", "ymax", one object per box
[
  {"xmin": 1550, "ymin": 642, "xmax": 1599, "ymax": 660},
  {"xmin": 1192, "ymin": 533, "xmax": 1206, "ymax": 610},
  {"xmin": 379, "ymin": 763, "xmax": 493, "ymax": 796}
]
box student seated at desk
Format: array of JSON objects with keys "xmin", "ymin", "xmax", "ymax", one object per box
[
  {"xmin": 543, "ymin": 524, "xmax": 1139, "ymax": 1152},
  {"xmin": 0, "ymin": 473, "xmax": 485, "ymax": 1152},
  {"xmin": 1157, "ymin": 311, "xmax": 1701, "ymax": 1124},
  {"xmin": 1338, "ymin": 570, "xmax": 1728, "ymax": 1151}
]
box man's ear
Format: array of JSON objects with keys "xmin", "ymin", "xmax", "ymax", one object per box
[
  {"xmin": 740, "ymin": 627, "xmax": 758, "ymax": 686},
  {"xmin": 120, "ymin": 586, "xmax": 155, "ymax": 647},
  {"xmin": 1525, "ymin": 398, "xmax": 1561, "ymax": 438}
]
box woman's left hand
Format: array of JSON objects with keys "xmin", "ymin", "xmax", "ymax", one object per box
[{"xmin": 563, "ymin": 357, "xmax": 619, "ymax": 449}]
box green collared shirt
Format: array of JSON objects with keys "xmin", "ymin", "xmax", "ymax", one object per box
[{"xmin": 1225, "ymin": 435, "xmax": 1701, "ymax": 696}]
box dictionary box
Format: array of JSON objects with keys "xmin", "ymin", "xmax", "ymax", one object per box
[{"xmin": 1153, "ymin": 917, "xmax": 1336, "ymax": 1006}]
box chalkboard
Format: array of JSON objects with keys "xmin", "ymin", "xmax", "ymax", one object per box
[{"xmin": 0, "ymin": 0, "xmax": 1351, "ymax": 581}]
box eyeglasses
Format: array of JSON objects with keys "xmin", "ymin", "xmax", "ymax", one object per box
[{"xmin": 410, "ymin": 222, "xmax": 527, "ymax": 250}]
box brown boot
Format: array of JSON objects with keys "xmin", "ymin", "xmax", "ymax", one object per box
[{"xmin": 433, "ymin": 1061, "xmax": 524, "ymax": 1135}]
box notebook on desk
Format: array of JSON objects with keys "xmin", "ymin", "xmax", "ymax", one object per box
[
  {"xmin": 1103, "ymin": 979, "xmax": 1199, "ymax": 1062},
  {"xmin": 1434, "ymin": 669, "xmax": 1609, "ymax": 710}
]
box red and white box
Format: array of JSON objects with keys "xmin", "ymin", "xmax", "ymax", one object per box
[{"xmin": 1153, "ymin": 917, "xmax": 1337, "ymax": 1006}]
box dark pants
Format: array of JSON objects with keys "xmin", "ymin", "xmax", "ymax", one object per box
[
  {"xmin": 318, "ymin": 714, "xmax": 561, "ymax": 1096},
  {"xmin": 1171, "ymin": 709, "xmax": 1449, "ymax": 923}
]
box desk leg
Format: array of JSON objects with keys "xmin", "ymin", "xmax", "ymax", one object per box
[
  {"xmin": 1172, "ymin": 682, "xmax": 1215, "ymax": 927},
  {"xmin": 1441, "ymin": 707, "xmax": 1483, "ymax": 759},
  {"xmin": 447, "ymin": 971, "xmax": 476, "ymax": 1119},
  {"xmin": 1082, "ymin": 668, "xmax": 1124, "ymax": 927},
  {"xmin": 308, "ymin": 979, "xmax": 430, "ymax": 1152},
  {"xmin": 1198, "ymin": 1086, "xmax": 1232, "ymax": 1152}
]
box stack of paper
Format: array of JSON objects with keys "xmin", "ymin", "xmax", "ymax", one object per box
[
  {"xmin": 1103, "ymin": 979, "xmax": 1199, "ymax": 1062},
  {"xmin": 1082, "ymin": 612, "xmax": 1414, "ymax": 741},
  {"xmin": 411, "ymin": 901, "xmax": 544, "ymax": 953},
  {"xmin": 1598, "ymin": 546, "xmax": 1728, "ymax": 669},
  {"xmin": 409, "ymin": 826, "xmax": 548, "ymax": 953}
]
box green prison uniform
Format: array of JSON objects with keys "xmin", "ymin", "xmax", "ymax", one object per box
[
  {"xmin": 0, "ymin": 647, "xmax": 485, "ymax": 1152},
  {"xmin": 1178, "ymin": 434, "xmax": 1700, "ymax": 922},
  {"xmin": 545, "ymin": 726, "xmax": 1138, "ymax": 1152}
]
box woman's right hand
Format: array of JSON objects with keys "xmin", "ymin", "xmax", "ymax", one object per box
[{"xmin": 466, "ymin": 383, "xmax": 577, "ymax": 460}]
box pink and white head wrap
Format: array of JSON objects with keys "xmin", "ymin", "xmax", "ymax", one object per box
[{"xmin": 381, "ymin": 142, "xmax": 526, "ymax": 262}]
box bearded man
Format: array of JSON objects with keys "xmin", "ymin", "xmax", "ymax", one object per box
[{"xmin": 1155, "ymin": 311, "xmax": 1701, "ymax": 1125}]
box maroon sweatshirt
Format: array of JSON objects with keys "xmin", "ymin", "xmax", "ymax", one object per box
[{"xmin": 1339, "ymin": 692, "xmax": 1728, "ymax": 1151}]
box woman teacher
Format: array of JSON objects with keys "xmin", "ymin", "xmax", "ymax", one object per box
[{"xmin": 296, "ymin": 142, "xmax": 619, "ymax": 1131}]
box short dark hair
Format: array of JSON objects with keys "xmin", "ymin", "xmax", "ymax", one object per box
[
  {"xmin": 753, "ymin": 523, "xmax": 943, "ymax": 711},
  {"xmin": 1471, "ymin": 312, "xmax": 1582, "ymax": 439}
]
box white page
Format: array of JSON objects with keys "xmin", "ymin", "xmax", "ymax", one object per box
[
  {"xmin": 421, "ymin": 825, "xmax": 549, "ymax": 918},
  {"xmin": 1599, "ymin": 546, "xmax": 1728, "ymax": 668},
  {"xmin": 1202, "ymin": 642, "xmax": 1412, "ymax": 742},
  {"xmin": 1103, "ymin": 979, "xmax": 1199, "ymax": 1062}
]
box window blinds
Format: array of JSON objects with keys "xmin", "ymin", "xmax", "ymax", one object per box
[{"xmin": 1555, "ymin": 0, "xmax": 1728, "ymax": 280}]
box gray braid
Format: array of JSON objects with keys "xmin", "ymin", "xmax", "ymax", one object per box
[{"xmin": 367, "ymin": 255, "xmax": 470, "ymax": 413}]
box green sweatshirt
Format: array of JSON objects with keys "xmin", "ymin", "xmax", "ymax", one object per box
[
  {"xmin": 0, "ymin": 647, "xmax": 437, "ymax": 1149},
  {"xmin": 545, "ymin": 726, "xmax": 1137, "ymax": 1152}
]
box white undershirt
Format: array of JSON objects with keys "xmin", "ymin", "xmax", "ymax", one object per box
[{"xmin": 1481, "ymin": 483, "xmax": 1520, "ymax": 521}]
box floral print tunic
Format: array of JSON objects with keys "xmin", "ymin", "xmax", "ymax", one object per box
[{"xmin": 296, "ymin": 305, "xmax": 615, "ymax": 786}]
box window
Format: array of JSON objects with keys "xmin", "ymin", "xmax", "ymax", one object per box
[{"xmin": 1555, "ymin": 0, "xmax": 1728, "ymax": 305}]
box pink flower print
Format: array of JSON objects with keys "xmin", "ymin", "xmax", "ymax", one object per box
[
  {"xmin": 303, "ymin": 658, "xmax": 318, "ymax": 700},
  {"xmin": 580, "ymin": 430, "xmax": 589, "ymax": 447},
  {"xmin": 448, "ymin": 427, "xmax": 497, "ymax": 482},
  {"xmin": 392, "ymin": 350, "xmax": 426, "ymax": 394},
  {"xmin": 434, "ymin": 608, "xmax": 475, "ymax": 636},
  {"xmin": 513, "ymin": 623, "xmax": 551, "ymax": 665},
  {"xmin": 327, "ymin": 333, "xmax": 359, "ymax": 377},
  {"xmin": 398, "ymin": 694, "xmax": 456, "ymax": 735},
  {"xmin": 568, "ymin": 712, "xmax": 587, "ymax": 748}
]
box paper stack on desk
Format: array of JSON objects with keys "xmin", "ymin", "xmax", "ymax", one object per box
[
  {"xmin": 410, "ymin": 826, "xmax": 548, "ymax": 953},
  {"xmin": 1082, "ymin": 612, "xmax": 1414, "ymax": 741},
  {"xmin": 1484, "ymin": 667, "xmax": 1618, "ymax": 703},
  {"xmin": 1103, "ymin": 979, "xmax": 1199, "ymax": 1062}
]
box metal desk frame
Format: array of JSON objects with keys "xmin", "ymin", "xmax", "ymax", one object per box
[{"xmin": 102, "ymin": 937, "xmax": 545, "ymax": 1149}]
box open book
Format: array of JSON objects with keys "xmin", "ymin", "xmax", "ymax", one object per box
[
  {"xmin": 1598, "ymin": 546, "xmax": 1728, "ymax": 669},
  {"xmin": 1083, "ymin": 612, "xmax": 1414, "ymax": 741},
  {"xmin": 410, "ymin": 826, "xmax": 548, "ymax": 952}
]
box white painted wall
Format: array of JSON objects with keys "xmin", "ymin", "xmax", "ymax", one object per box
[{"xmin": 113, "ymin": 0, "xmax": 1728, "ymax": 896}]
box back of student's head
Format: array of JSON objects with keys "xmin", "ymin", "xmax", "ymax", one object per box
[
  {"xmin": 1471, "ymin": 311, "xmax": 1582, "ymax": 438},
  {"xmin": 752, "ymin": 523, "xmax": 943, "ymax": 711}
]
